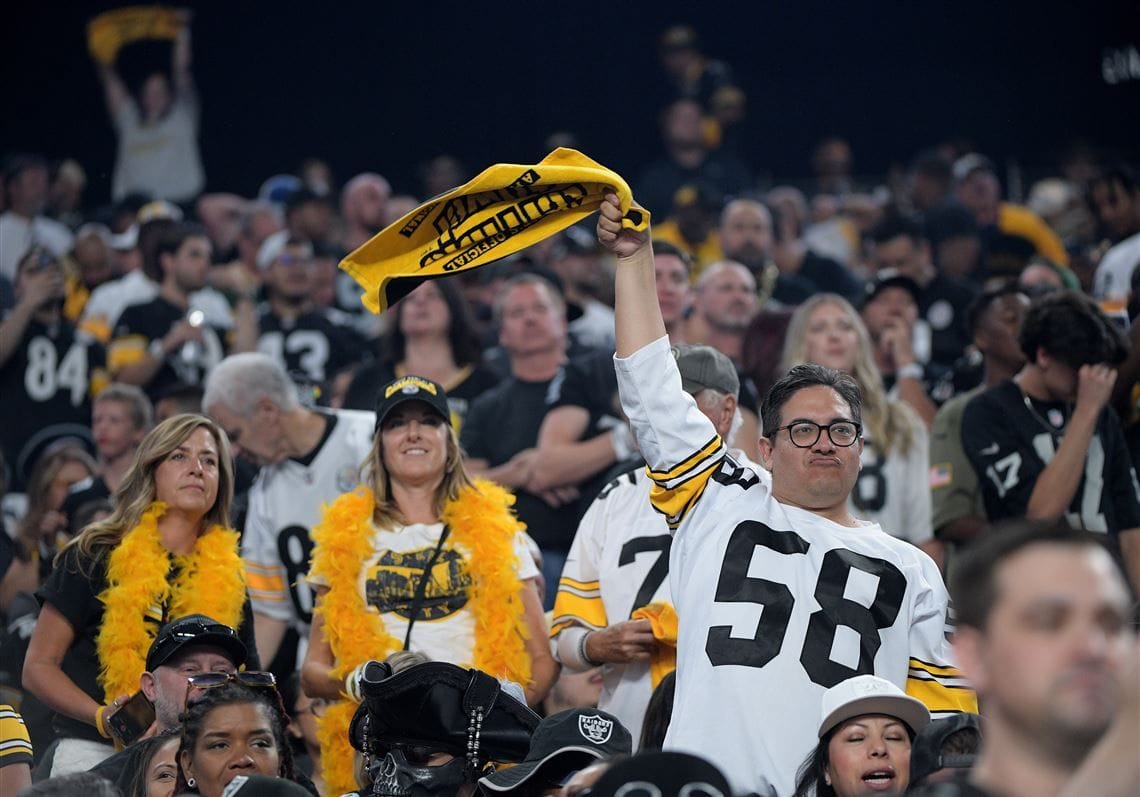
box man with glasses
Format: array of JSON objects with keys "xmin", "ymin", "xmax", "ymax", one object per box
[
  {"xmin": 596, "ymin": 195, "xmax": 975, "ymax": 797},
  {"xmin": 87, "ymin": 614, "xmax": 251, "ymax": 789}
]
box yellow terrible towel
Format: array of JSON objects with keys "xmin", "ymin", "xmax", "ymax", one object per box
[
  {"xmin": 631, "ymin": 601, "xmax": 678, "ymax": 689},
  {"xmin": 340, "ymin": 148, "xmax": 650, "ymax": 314},
  {"xmin": 88, "ymin": 7, "xmax": 183, "ymax": 66}
]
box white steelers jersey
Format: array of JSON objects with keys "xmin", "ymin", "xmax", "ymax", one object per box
[
  {"xmin": 615, "ymin": 337, "xmax": 975, "ymax": 797},
  {"xmin": 850, "ymin": 429, "xmax": 934, "ymax": 545},
  {"xmin": 242, "ymin": 409, "xmax": 376, "ymax": 636},
  {"xmin": 553, "ymin": 456, "xmax": 768, "ymax": 746}
]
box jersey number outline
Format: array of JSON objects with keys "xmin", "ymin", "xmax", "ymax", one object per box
[
  {"xmin": 276, "ymin": 525, "xmax": 315, "ymax": 622},
  {"xmin": 618, "ymin": 534, "xmax": 672, "ymax": 615},
  {"xmin": 25, "ymin": 337, "xmax": 87, "ymax": 406},
  {"xmin": 705, "ymin": 520, "xmax": 907, "ymax": 688}
]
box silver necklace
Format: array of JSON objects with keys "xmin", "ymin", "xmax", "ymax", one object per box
[{"xmin": 1019, "ymin": 388, "xmax": 1069, "ymax": 435}]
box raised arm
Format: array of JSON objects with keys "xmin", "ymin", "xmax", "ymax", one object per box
[
  {"xmin": 172, "ymin": 10, "xmax": 194, "ymax": 95},
  {"xmin": 96, "ymin": 62, "xmax": 130, "ymax": 121},
  {"xmin": 597, "ymin": 194, "xmax": 662, "ymax": 357}
]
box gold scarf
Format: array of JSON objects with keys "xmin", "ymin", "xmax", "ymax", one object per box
[
  {"xmin": 309, "ymin": 479, "xmax": 532, "ymax": 795},
  {"xmin": 95, "ymin": 502, "xmax": 245, "ymax": 702}
]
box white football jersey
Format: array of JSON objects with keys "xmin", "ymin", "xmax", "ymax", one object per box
[
  {"xmin": 553, "ymin": 458, "xmax": 768, "ymax": 746},
  {"xmin": 850, "ymin": 429, "xmax": 934, "ymax": 545},
  {"xmin": 615, "ymin": 337, "xmax": 974, "ymax": 797},
  {"xmin": 242, "ymin": 410, "xmax": 376, "ymax": 638},
  {"xmin": 80, "ymin": 270, "xmax": 236, "ymax": 342}
]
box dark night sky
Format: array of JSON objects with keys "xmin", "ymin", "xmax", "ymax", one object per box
[{"xmin": 3, "ymin": 1, "xmax": 1138, "ymax": 203}]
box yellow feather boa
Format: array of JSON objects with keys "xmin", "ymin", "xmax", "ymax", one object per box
[
  {"xmin": 310, "ymin": 479, "xmax": 532, "ymax": 796},
  {"xmin": 96, "ymin": 502, "xmax": 245, "ymax": 703}
]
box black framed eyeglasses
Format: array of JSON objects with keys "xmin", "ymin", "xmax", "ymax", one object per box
[
  {"xmin": 768, "ymin": 420, "xmax": 861, "ymax": 448},
  {"xmin": 187, "ymin": 670, "xmax": 277, "ymax": 690}
]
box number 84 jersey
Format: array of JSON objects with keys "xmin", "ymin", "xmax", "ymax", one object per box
[{"xmin": 616, "ymin": 337, "xmax": 976, "ymax": 797}]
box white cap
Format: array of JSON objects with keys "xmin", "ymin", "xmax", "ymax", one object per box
[
  {"xmin": 817, "ymin": 675, "xmax": 930, "ymax": 738},
  {"xmin": 255, "ymin": 230, "xmax": 312, "ymax": 271}
]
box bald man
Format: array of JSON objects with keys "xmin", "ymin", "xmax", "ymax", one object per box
[{"xmin": 340, "ymin": 172, "xmax": 391, "ymax": 250}]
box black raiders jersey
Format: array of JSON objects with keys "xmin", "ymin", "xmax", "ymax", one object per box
[
  {"xmin": 257, "ymin": 307, "xmax": 370, "ymax": 384},
  {"xmin": 0, "ymin": 318, "xmax": 105, "ymax": 489},
  {"xmin": 962, "ymin": 380, "xmax": 1140, "ymax": 539}
]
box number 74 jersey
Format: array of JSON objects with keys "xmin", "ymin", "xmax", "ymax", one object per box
[{"xmin": 615, "ymin": 337, "xmax": 976, "ymax": 797}]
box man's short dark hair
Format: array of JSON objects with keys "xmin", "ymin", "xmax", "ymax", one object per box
[
  {"xmin": 154, "ymin": 222, "xmax": 209, "ymax": 277},
  {"xmin": 868, "ymin": 213, "xmax": 927, "ymax": 246},
  {"xmin": 1018, "ymin": 290, "xmax": 1126, "ymax": 367},
  {"xmin": 1088, "ymin": 163, "xmax": 1138, "ymax": 198},
  {"xmin": 652, "ymin": 240, "xmax": 693, "ymax": 274},
  {"xmin": 964, "ymin": 281, "xmax": 1022, "ymax": 338},
  {"xmin": 910, "ymin": 149, "xmax": 953, "ymax": 183},
  {"xmin": 761, "ymin": 364, "xmax": 862, "ymax": 440},
  {"xmin": 949, "ymin": 518, "xmax": 1116, "ymax": 630},
  {"xmin": 2, "ymin": 152, "xmax": 48, "ymax": 190}
]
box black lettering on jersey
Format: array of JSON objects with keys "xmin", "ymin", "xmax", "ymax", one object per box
[
  {"xmin": 711, "ymin": 459, "xmax": 761, "ymax": 491},
  {"xmin": 619, "ymin": 534, "xmax": 672, "ymax": 615},
  {"xmin": 364, "ymin": 547, "xmax": 471, "ymax": 620},
  {"xmin": 597, "ymin": 471, "xmax": 637, "ymax": 500},
  {"xmin": 706, "ymin": 520, "xmax": 907, "ymax": 687},
  {"xmin": 276, "ymin": 525, "xmax": 314, "ymax": 623}
]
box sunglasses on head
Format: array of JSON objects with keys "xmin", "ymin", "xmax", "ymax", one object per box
[{"xmin": 187, "ymin": 670, "xmax": 277, "ymax": 690}]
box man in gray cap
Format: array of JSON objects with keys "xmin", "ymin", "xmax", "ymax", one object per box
[{"xmin": 551, "ymin": 344, "xmax": 761, "ymax": 747}]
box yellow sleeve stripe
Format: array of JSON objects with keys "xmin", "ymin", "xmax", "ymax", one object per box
[
  {"xmin": 558, "ymin": 576, "xmax": 600, "ymax": 591},
  {"xmin": 906, "ymin": 677, "xmax": 979, "ymax": 714},
  {"xmin": 646, "ymin": 434, "xmax": 723, "ymax": 482},
  {"xmin": 108, "ymin": 335, "xmax": 148, "ymax": 371},
  {"xmin": 245, "ymin": 570, "xmax": 287, "ymax": 594},
  {"xmin": 245, "ymin": 560, "xmax": 284, "ymax": 575},
  {"xmin": 650, "ymin": 465, "xmax": 716, "ymax": 529},
  {"xmin": 79, "ymin": 316, "xmax": 113, "ymax": 344},
  {"xmin": 909, "ymin": 657, "xmax": 964, "ymax": 677},
  {"xmin": 551, "ymin": 591, "xmax": 608, "ymax": 632}
]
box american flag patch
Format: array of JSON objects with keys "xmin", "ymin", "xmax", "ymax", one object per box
[{"xmin": 930, "ymin": 463, "xmax": 952, "ymax": 489}]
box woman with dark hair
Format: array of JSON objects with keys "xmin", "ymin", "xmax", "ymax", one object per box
[
  {"xmin": 638, "ymin": 670, "xmax": 676, "ymax": 753},
  {"xmin": 302, "ymin": 374, "xmax": 556, "ymax": 795},
  {"xmin": 175, "ymin": 681, "xmax": 311, "ymax": 797},
  {"xmin": 23, "ymin": 414, "xmax": 256, "ymax": 775},
  {"xmin": 793, "ymin": 675, "xmax": 929, "ymax": 797},
  {"xmin": 125, "ymin": 729, "xmax": 180, "ymax": 797},
  {"xmin": 15, "ymin": 446, "xmax": 98, "ymax": 581},
  {"xmin": 341, "ymin": 279, "xmax": 498, "ymax": 433}
]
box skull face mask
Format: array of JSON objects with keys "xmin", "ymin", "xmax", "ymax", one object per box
[{"xmin": 368, "ymin": 747, "xmax": 472, "ymax": 797}]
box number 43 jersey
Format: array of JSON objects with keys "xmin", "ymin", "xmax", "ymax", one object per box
[{"xmin": 615, "ymin": 337, "xmax": 976, "ymax": 797}]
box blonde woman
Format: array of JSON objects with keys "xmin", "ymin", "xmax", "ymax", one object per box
[
  {"xmin": 781, "ymin": 295, "xmax": 939, "ymax": 563},
  {"xmin": 23, "ymin": 414, "xmax": 256, "ymax": 776},
  {"xmin": 301, "ymin": 374, "xmax": 557, "ymax": 796}
]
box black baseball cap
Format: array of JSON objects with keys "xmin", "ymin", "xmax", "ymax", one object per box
[
  {"xmin": 374, "ymin": 375, "xmax": 451, "ymax": 430},
  {"xmin": 479, "ymin": 708, "xmax": 633, "ymax": 792},
  {"xmin": 909, "ymin": 713, "xmax": 981, "ymax": 786},
  {"xmin": 220, "ymin": 775, "xmax": 310, "ymax": 797},
  {"xmin": 145, "ymin": 614, "xmax": 248, "ymax": 672},
  {"xmin": 863, "ymin": 268, "xmax": 921, "ymax": 308}
]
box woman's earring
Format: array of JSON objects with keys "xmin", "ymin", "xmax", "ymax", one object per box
[{"xmin": 187, "ymin": 777, "xmax": 196, "ymax": 788}]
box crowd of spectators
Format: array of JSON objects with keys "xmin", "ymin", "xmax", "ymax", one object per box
[{"xmin": 1, "ymin": 14, "xmax": 1138, "ymax": 797}]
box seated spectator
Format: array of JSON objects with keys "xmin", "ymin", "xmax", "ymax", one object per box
[
  {"xmin": 0, "ymin": 155, "xmax": 74, "ymax": 284},
  {"xmin": 961, "ymin": 291, "xmax": 1139, "ymax": 591},
  {"xmin": 479, "ymin": 708, "xmax": 632, "ymax": 796},
  {"xmin": 766, "ymin": 190, "xmax": 863, "ymax": 304},
  {"xmin": 283, "ymin": 189, "xmax": 336, "ymax": 249},
  {"xmin": 650, "ymin": 242, "xmax": 694, "ymax": 345},
  {"xmin": 340, "ymin": 172, "xmax": 391, "ymax": 252},
  {"xmin": 16, "ymin": 446, "xmax": 97, "ymax": 581},
  {"xmin": 47, "ymin": 158, "xmax": 87, "ymax": 230},
  {"xmin": 907, "ymin": 149, "xmax": 954, "ymax": 215},
  {"xmin": 782, "ymin": 294, "xmax": 938, "ymax": 561},
  {"xmin": 651, "ymin": 182, "xmax": 724, "ymax": 274},
  {"xmin": 122, "ymin": 729, "xmax": 179, "ymax": 797},
  {"xmin": 638, "ymin": 671, "xmax": 675, "ymax": 753},
  {"xmin": 908, "ymin": 713, "xmax": 981, "ymax": 788},
  {"xmin": 924, "ymin": 204, "xmax": 982, "ymax": 284},
  {"xmin": 792, "ymin": 675, "xmax": 930, "ymax": 797},
  {"xmin": 0, "ymin": 248, "xmax": 105, "ymax": 491},
  {"xmin": 867, "ymin": 215, "xmax": 978, "ymax": 372},
  {"xmin": 719, "ymin": 198, "xmax": 820, "ymax": 305},
  {"xmin": 174, "ymin": 681, "xmax": 307, "ymax": 797},
  {"xmin": 812, "ymin": 137, "xmax": 857, "ymax": 197},
  {"xmin": 1088, "ymin": 165, "xmax": 1140, "ymax": 301},
  {"xmin": 343, "ymin": 278, "xmax": 498, "ymax": 432},
  {"xmin": 0, "ymin": 703, "xmax": 33, "ymax": 794}
]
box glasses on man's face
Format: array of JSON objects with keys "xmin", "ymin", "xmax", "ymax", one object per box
[
  {"xmin": 769, "ymin": 420, "xmax": 861, "ymax": 448},
  {"xmin": 187, "ymin": 670, "xmax": 277, "ymax": 691}
]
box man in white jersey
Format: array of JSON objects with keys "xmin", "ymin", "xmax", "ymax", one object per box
[
  {"xmin": 552, "ymin": 343, "xmax": 766, "ymax": 745},
  {"xmin": 203, "ymin": 352, "xmax": 374, "ymax": 667},
  {"xmin": 596, "ymin": 194, "xmax": 976, "ymax": 796}
]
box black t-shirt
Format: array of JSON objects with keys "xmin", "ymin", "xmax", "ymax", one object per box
[
  {"xmin": 908, "ymin": 778, "xmax": 996, "ymax": 797},
  {"xmin": 920, "ymin": 273, "xmax": 978, "ymax": 371},
  {"xmin": 35, "ymin": 544, "xmax": 259, "ymax": 742},
  {"xmin": 62, "ymin": 476, "xmax": 112, "ymax": 535},
  {"xmin": 257, "ymin": 307, "xmax": 370, "ymax": 384},
  {"xmin": 800, "ymin": 250, "xmax": 863, "ymax": 304},
  {"xmin": 962, "ymin": 380, "xmax": 1140, "ymax": 539},
  {"xmin": 0, "ymin": 317, "xmax": 103, "ymax": 490},
  {"xmin": 461, "ymin": 374, "xmax": 579, "ymax": 551},
  {"xmin": 635, "ymin": 151, "xmax": 752, "ymax": 220},
  {"xmin": 113, "ymin": 296, "xmax": 226, "ymax": 400}
]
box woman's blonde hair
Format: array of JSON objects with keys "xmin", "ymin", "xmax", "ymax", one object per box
[
  {"xmin": 364, "ymin": 421, "xmax": 472, "ymax": 528},
  {"xmin": 70, "ymin": 414, "xmax": 236, "ymax": 565},
  {"xmin": 780, "ymin": 293, "xmax": 917, "ymax": 455}
]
